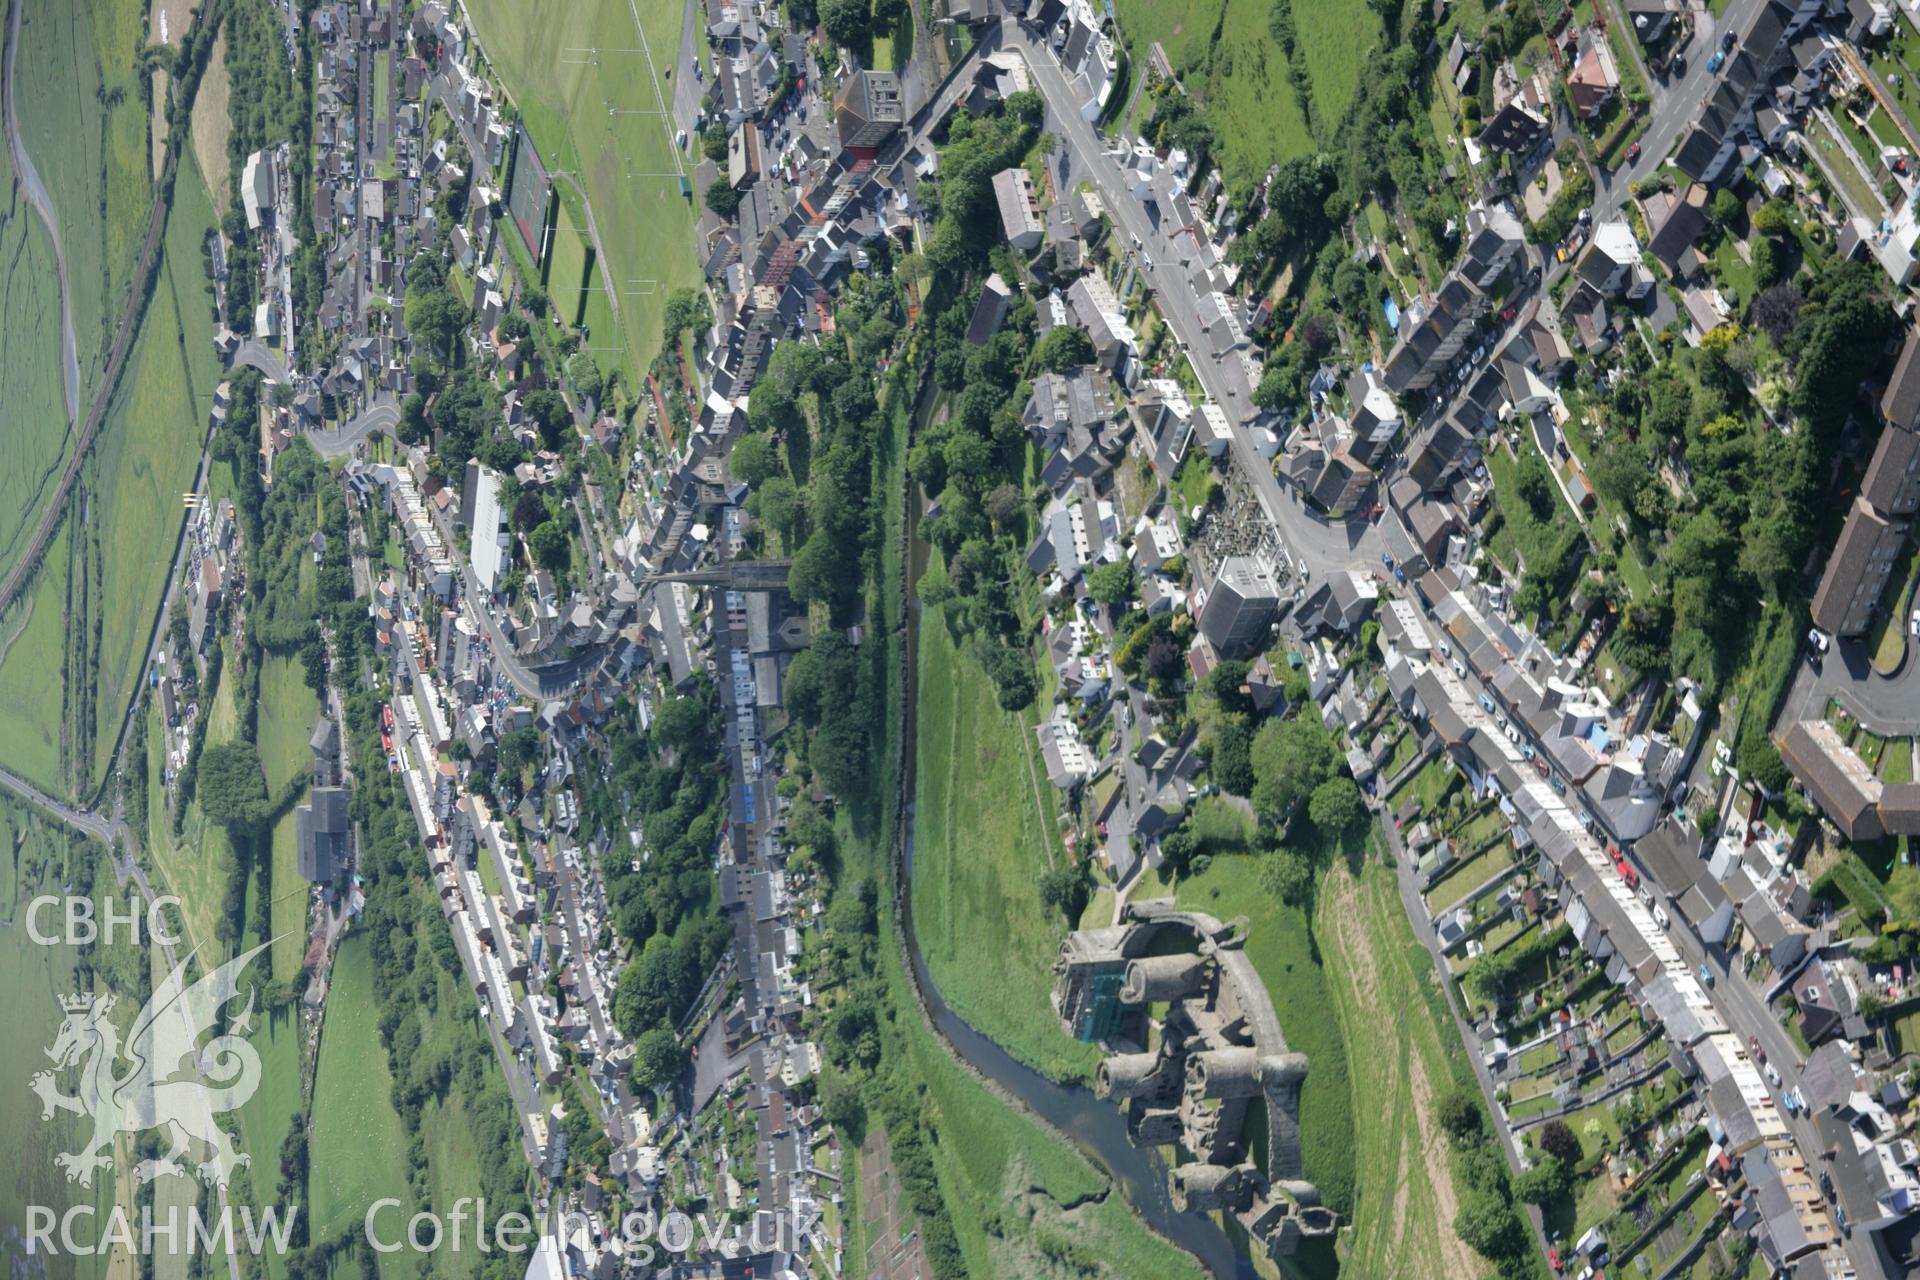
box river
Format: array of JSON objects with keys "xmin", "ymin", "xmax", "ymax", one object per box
[{"xmin": 895, "ymin": 477, "xmax": 1248, "ymax": 1280}]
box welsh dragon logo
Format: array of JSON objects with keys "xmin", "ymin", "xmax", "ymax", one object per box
[{"xmin": 29, "ymin": 942, "xmax": 268, "ymax": 1189}]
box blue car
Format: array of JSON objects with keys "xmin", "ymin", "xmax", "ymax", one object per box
[{"xmin": 1706, "ymin": 49, "xmax": 1725, "ymax": 74}]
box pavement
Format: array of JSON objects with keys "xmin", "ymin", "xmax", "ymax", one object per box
[
  {"xmin": 307, "ymin": 395, "xmax": 399, "ymax": 457},
  {"xmin": 1782, "ymin": 629, "xmax": 1920, "ymax": 736},
  {"xmin": 231, "ymin": 338, "xmax": 292, "ymax": 385}
]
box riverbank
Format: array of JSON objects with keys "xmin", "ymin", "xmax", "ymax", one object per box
[{"xmin": 829, "ymin": 357, "xmax": 1217, "ymax": 1280}]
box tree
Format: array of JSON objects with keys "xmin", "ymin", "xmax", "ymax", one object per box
[
  {"xmin": 651, "ymin": 692, "xmax": 709, "ymax": 751},
  {"xmin": 985, "ymin": 482, "xmax": 1023, "ymax": 527},
  {"xmin": 750, "ymin": 475, "xmax": 804, "ymax": 545},
  {"xmin": 1514, "ymin": 1159, "xmax": 1571, "ymax": 1206},
  {"xmin": 198, "ymin": 742, "xmax": 268, "ymax": 833},
  {"xmin": 820, "ymin": 0, "xmax": 870, "ymax": 47},
  {"xmin": 1250, "ymin": 716, "xmax": 1338, "ymax": 824},
  {"xmin": 1712, "ymin": 187, "xmax": 1743, "ymax": 229},
  {"xmin": 498, "ymin": 727, "xmax": 541, "ymax": 781},
  {"xmin": 524, "ymin": 389, "xmax": 571, "ymax": 449},
  {"xmin": 1034, "ymin": 324, "xmax": 1094, "ymax": 372},
  {"xmin": 406, "ymin": 285, "xmax": 464, "ymax": 361},
  {"xmin": 1437, "ymin": 1087, "xmax": 1482, "ymax": 1140},
  {"xmin": 704, "ymin": 178, "xmax": 741, "ymax": 220},
  {"xmin": 1039, "ymin": 864, "xmax": 1088, "ymax": 921},
  {"xmin": 1751, "ymin": 235, "xmax": 1782, "ymax": 289},
  {"xmin": 663, "ymin": 287, "xmax": 708, "ymax": 340},
  {"xmin": 1206, "ymin": 659, "xmax": 1253, "ymax": 714},
  {"xmin": 1259, "ymin": 846, "xmax": 1313, "ymax": 905},
  {"xmin": 1453, "ymin": 1191, "xmax": 1525, "ymax": 1260},
  {"xmin": 632, "ymin": 1028, "xmax": 686, "ymax": 1089},
  {"xmin": 528, "ymin": 519, "xmax": 570, "ymax": 571},
  {"xmin": 1308, "ymin": 777, "xmax": 1366, "ymax": 838},
  {"xmin": 1467, "ymin": 944, "xmax": 1524, "ymax": 1004},
  {"xmin": 1537, "ymin": 1119, "xmax": 1580, "ymax": 1164},
  {"xmin": 1748, "ymin": 280, "xmax": 1805, "ymax": 345},
  {"xmin": 1752, "ymin": 200, "xmax": 1789, "ymax": 237},
  {"xmin": 731, "ymin": 433, "xmax": 781, "ymax": 487},
  {"xmin": 1084, "ymin": 560, "xmax": 1135, "ymax": 606},
  {"xmin": 613, "ymin": 935, "xmax": 697, "ymax": 1039}
]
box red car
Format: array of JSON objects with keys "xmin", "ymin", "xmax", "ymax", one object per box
[
  {"xmin": 1548, "ymin": 1246, "xmax": 1562, "ymax": 1272},
  {"xmin": 1626, "ymin": 142, "xmax": 1641, "ymax": 163}
]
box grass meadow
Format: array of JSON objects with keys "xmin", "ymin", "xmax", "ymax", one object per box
[
  {"xmin": 307, "ymin": 937, "xmax": 413, "ymax": 1242},
  {"xmin": 546, "ymin": 200, "xmax": 593, "ymax": 328},
  {"xmin": 1129, "ymin": 844, "xmax": 1489, "ymax": 1277},
  {"xmin": 143, "ymin": 692, "xmax": 238, "ymax": 961},
  {"xmin": 1314, "ymin": 859, "xmax": 1491, "ymax": 1279},
  {"xmin": 464, "ymin": 0, "xmax": 701, "ymax": 389},
  {"xmin": 1292, "ymin": 0, "xmax": 1382, "ymax": 126},
  {"xmin": 910, "ymin": 601, "xmax": 1101, "ymax": 1083},
  {"xmin": 0, "ymin": 797, "xmax": 135, "ymax": 1280},
  {"xmin": 0, "ymin": 518, "xmax": 70, "ymax": 790},
  {"xmin": 16, "ymin": 0, "xmax": 154, "ymax": 384},
  {"xmin": 827, "ymin": 373, "xmax": 1208, "ymax": 1280},
  {"xmin": 84, "ymin": 154, "xmax": 223, "ymax": 789},
  {"xmin": 1116, "ymin": 0, "xmax": 1379, "ymax": 193},
  {"xmin": 0, "ymin": 141, "xmax": 81, "ymax": 589},
  {"xmin": 257, "ymin": 651, "xmax": 320, "ymax": 791}
]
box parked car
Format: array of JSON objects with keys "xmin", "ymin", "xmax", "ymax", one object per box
[
  {"xmin": 1721, "ymin": 29, "xmax": 1737, "ymax": 52},
  {"xmin": 1807, "ymin": 628, "xmax": 1830, "ymax": 653},
  {"xmin": 1707, "ymin": 48, "xmax": 1726, "ymax": 74},
  {"xmin": 1698, "ymin": 963, "xmax": 1715, "ymax": 988}
]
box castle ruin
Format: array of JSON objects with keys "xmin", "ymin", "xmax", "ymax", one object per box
[{"xmin": 1051, "ymin": 899, "xmax": 1340, "ymax": 1258}]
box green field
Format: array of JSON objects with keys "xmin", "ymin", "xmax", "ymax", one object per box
[
  {"xmin": 258, "ymin": 651, "xmax": 321, "ymax": 792},
  {"xmin": 911, "ymin": 601, "xmax": 1101, "ymax": 1083},
  {"xmin": 1292, "ymin": 0, "xmax": 1384, "ymax": 125},
  {"xmin": 1312, "ymin": 858, "xmax": 1493, "ymax": 1278},
  {"xmin": 546, "ymin": 201, "xmax": 594, "ymax": 328},
  {"xmin": 0, "ymin": 798, "xmax": 131, "ymax": 1280},
  {"xmin": 15, "ymin": 0, "xmax": 154, "ymax": 385},
  {"xmin": 465, "ymin": 0, "xmax": 701, "ymax": 388},
  {"xmin": 266, "ymin": 810, "xmax": 309, "ymax": 982},
  {"xmin": 0, "ymin": 139, "xmax": 80, "ymax": 591},
  {"xmin": 1142, "ymin": 851, "xmax": 1489, "ymax": 1276},
  {"xmin": 0, "ymin": 518, "xmax": 71, "ymax": 789},
  {"xmin": 307, "ymin": 936, "xmax": 414, "ymax": 1241},
  {"xmin": 1117, "ymin": 0, "xmax": 1377, "ymax": 193},
  {"xmin": 83, "ymin": 154, "xmax": 224, "ymax": 789},
  {"xmin": 1119, "ymin": 0, "xmax": 1312, "ymax": 193},
  {"xmin": 821, "ymin": 372, "xmax": 1209, "ymax": 1280}
]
